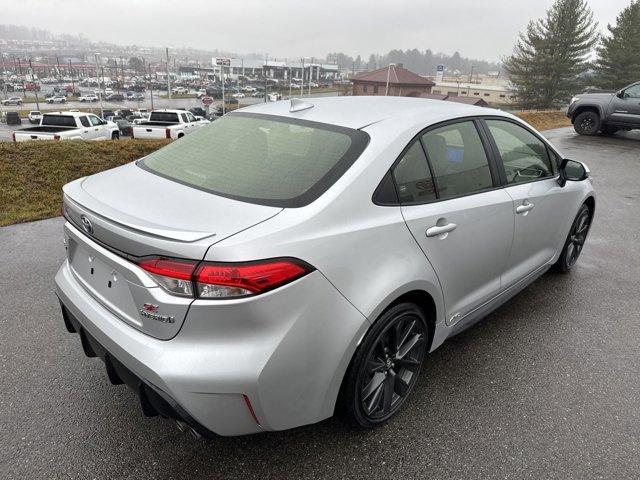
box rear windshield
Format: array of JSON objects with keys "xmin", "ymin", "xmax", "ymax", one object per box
[
  {"xmin": 140, "ymin": 112, "xmax": 369, "ymax": 207},
  {"xmin": 149, "ymin": 112, "xmax": 180, "ymax": 123},
  {"xmin": 41, "ymin": 115, "xmax": 77, "ymax": 127}
]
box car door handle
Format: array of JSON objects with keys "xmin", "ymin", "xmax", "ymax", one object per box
[
  {"xmin": 516, "ymin": 202, "xmax": 535, "ymax": 214},
  {"xmin": 426, "ymin": 223, "xmax": 457, "ymax": 237}
]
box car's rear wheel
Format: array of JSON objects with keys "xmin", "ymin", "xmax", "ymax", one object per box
[
  {"xmin": 573, "ymin": 111, "xmax": 600, "ymax": 135},
  {"xmin": 339, "ymin": 302, "xmax": 428, "ymax": 428},
  {"xmin": 553, "ymin": 204, "xmax": 592, "ymax": 273},
  {"xmin": 111, "ymin": 132, "xmax": 119, "ymax": 140}
]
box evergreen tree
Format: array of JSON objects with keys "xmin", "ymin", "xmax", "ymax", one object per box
[
  {"xmin": 594, "ymin": 0, "xmax": 640, "ymax": 89},
  {"xmin": 503, "ymin": 0, "xmax": 598, "ymax": 109}
]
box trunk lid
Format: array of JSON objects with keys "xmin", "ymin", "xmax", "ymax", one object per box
[{"xmin": 63, "ymin": 161, "xmax": 282, "ymax": 259}]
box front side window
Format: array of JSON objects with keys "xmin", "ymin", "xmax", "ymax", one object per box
[
  {"xmin": 392, "ymin": 142, "xmax": 436, "ymax": 204},
  {"xmin": 486, "ymin": 119, "xmax": 554, "ymax": 185},
  {"xmin": 88, "ymin": 115, "xmax": 102, "ymax": 126},
  {"xmin": 623, "ymin": 84, "xmax": 640, "ymax": 98},
  {"xmin": 421, "ymin": 121, "xmax": 493, "ymax": 199},
  {"xmin": 141, "ymin": 113, "xmax": 369, "ymax": 207}
]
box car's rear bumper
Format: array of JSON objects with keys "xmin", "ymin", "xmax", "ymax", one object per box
[{"xmin": 55, "ymin": 256, "xmax": 369, "ymax": 436}]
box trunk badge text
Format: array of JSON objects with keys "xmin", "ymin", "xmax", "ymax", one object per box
[
  {"xmin": 140, "ymin": 303, "xmax": 175, "ymax": 324},
  {"xmin": 80, "ymin": 215, "xmax": 93, "ymax": 235}
]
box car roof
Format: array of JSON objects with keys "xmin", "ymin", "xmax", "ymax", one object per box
[{"xmin": 237, "ymin": 96, "xmax": 510, "ymax": 130}]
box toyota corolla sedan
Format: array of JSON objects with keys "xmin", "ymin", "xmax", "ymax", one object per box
[{"xmin": 55, "ymin": 97, "xmax": 595, "ymax": 437}]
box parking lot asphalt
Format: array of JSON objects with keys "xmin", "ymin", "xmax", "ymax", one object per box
[{"xmin": 1, "ymin": 128, "xmax": 639, "ymax": 479}]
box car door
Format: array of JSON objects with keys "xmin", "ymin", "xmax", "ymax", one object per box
[
  {"xmin": 87, "ymin": 115, "xmax": 104, "ymax": 140},
  {"xmin": 185, "ymin": 112, "xmax": 198, "ymax": 133},
  {"xmin": 482, "ymin": 118, "xmax": 575, "ymax": 288},
  {"xmin": 609, "ymin": 83, "xmax": 640, "ymax": 126},
  {"xmin": 78, "ymin": 115, "xmax": 93, "ymax": 139},
  {"xmin": 399, "ymin": 119, "xmax": 514, "ymax": 326}
]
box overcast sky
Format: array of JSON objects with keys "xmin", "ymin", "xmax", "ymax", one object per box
[{"xmin": 2, "ymin": 0, "xmax": 632, "ymax": 61}]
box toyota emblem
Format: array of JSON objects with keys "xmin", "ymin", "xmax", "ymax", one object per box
[{"xmin": 80, "ymin": 215, "xmax": 93, "ymax": 235}]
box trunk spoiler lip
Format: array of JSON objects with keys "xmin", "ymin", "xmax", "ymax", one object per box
[{"xmin": 64, "ymin": 192, "xmax": 219, "ymax": 244}]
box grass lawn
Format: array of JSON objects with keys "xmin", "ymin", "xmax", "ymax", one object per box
[
  {"xmin": 0, "ymin": 110, "xmax": 572, "ymax": 227},
  {"xmin": 0, "ymin": 140, "xmax": 169, "ymax": 226},
  {"xmin": 515, "ymin": 110, "xmax": 571, "ymax": 131}
]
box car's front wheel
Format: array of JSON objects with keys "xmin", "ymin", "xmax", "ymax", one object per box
[
  {"xmin": 573, "ymin": 111, "xmax": 600, "ymax": 135},
  {"xmin": 339, "ymin": 302, "xmax": 429, "ymax": 428},
  {"xmin": 554, "ymin": 204, "xmax": 592, "ymax": 273}
]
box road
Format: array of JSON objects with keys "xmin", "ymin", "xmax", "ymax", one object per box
[{"xmin": 1, "ymin": 128, "xmax": 639, "ymax": 479}]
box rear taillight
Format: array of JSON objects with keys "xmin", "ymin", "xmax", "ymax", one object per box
[
  {"xmin": 53, "ymin": 134, "xmax": 61, "ymax": 141},
  {"xmin": 138, "ymin": 257, "xmax": 197, "ymax": 297},
  {"xmin": 137, "ymin": 257, "xmax": 313, "ymax": 299},
  {"xmin": 165, "ymin": 128, "xmax": 171, "ymax": 139},
  {"xmin": 131, "ymin": 128, "xmax": 135, "ymax": 139},
  {"xmin": 12, "ymin": 132, "xmax": 16, "ymax": 142},
  {"xmin": 194, "ymin": 259, "xmax": 312, "ymax": 298}
]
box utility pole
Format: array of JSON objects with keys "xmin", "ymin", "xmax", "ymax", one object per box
[
  {"xmin": 385, "ymin": 63, "xmax": 395, "ymax": 96},
  {"xmin": 166, "ymin": 47, "xmax": 171, "ymax": 101},
  {"xmin": 300, "ymin": 58, "xmax": 304, "ymax": 97},
  {"xmin": 264, "ymin": 54, "xmax": 268, "ymax": 103},
  {"xmin": 69, "ymin": 59, "xmax": 75, "ymax": 95},
  {"xmin": 469, "ymin": 65, "xmax": 475, "ymax": 83},
  {"xmin": 28, "ymin": 59, "xmax": 40, "ymax": 111},
  {"xmin": 56, "ymin": 55, "xmax": 62, "ymax": 91},
  {"xmin": 308, "ymin": 57, "xmax": 313, "ymax": 96},
  {"xmin": 94, "ymin": 53, "xmax": 104, "ymax": 119},
  {"xmin": 148, "ymin": 64, "xmax": 154, "ymax": 110}
]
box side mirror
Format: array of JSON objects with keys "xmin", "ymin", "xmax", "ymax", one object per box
[
  {"xmin": 558, "ymin": 158, "xmax": 589, "ymax": 186},
  {"xmin": 616, "ymin": 91, "xmax": 625, "ymax": 99}
]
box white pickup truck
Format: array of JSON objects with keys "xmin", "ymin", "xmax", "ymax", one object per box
[
  {"xmin": 131, "ymin": 109, "xmax": 204, "ymax": 140},
  {"xmin": 13, "ymin": 111, "xmax": 119, "ymax": 142}
]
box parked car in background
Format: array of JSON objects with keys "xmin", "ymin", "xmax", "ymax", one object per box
[
  {"xmin": 232, "ymin": 92, "xmax": 245, "ymax": 98},
  {"xmin": 567, "ymin": 81, "xmax": 640, "ymax": 135},
  {"xmin": 5, "ymin": 111, "xmax": 21, "ymax": 125},
  {"xmin": 268, "ymin": 92, "xmax": 281, "ymax": 102},
  {"xmin": 131, "ymin": 109, "xmax": 204, "ymax": 140},
  {"xmin": 47, "ymin": 95, "xmax": 67, "ymax": 104},
  {"xmin": 196, "ymin": 89, "xmax": 207, "ymax": 98},
  {"xmin": 251, "ymin": 91, "xmax": 264, "ymax": 98},
  {"xmin": 171, "ymin": 86, "xmax": 188, "ymax": 95},
  {"xmin": 28, "ymin": 111, "xmax": 43, "ymax": 124},
  {"xmin": 79, "ymin": 94, "xmax": 99, "ymax": 102},
  {"xmin": 188, "ymin": 107, "xmax": 207, "ymax": 118},
  {"xmin": 106, "ymin": 93, "xmax": 125, "ymax": 102},
  {"xmin": 104, "ymin": 87, "xmax": 114, "ymax": 96},
  {"xmin": 55, "ymin": 97, "xmax": 595, "ymax": 438},
  {"xmin": 2, "ymin": 96, "xmax": 23, "ymax": 106},
  {"xmin": 13, "ymin": 111, "xmax": 119, "ymax": 141},
  {"xmin": 115, "ymin": 118, "xmax": 133, "ymax": 136}
]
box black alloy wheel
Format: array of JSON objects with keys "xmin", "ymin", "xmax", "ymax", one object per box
[
  {"xmin": 554, "ymin": 204, "xmax": 591, "ymax": 272},
  {"xmin": 574, "ymin": 111, "xmax": 600, "ymax": 135},
  {"xmin": 340, "ymin": 303, "xmax": 428, "ymax": 428}
]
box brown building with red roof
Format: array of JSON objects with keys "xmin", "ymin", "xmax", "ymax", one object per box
[{"xmin": 351, "ymin": 64, "xmax": 435, "ymax": 97}]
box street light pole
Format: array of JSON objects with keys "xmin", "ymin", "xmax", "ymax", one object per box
[
  {"xmin": 300, "ymin": 58, "xmax": 304, "ymax": 97},
  {"xmin": 94, "ymin": 53, "xmax": 104, "ymax": 119},
  {"xmin": 148, "ymin": 64, "xmax": 154, "ymax": 110},
  {"xmin": 166, "ymin": 47, "xmax": 171, "ymax": 102},
  {"xmin": 385, "ymin": 63, "xmax": 395, "ymax": 96},
  {"xmin": 308, "ymin": 57, "xmax": 313, "ymax": 96},
  {"xmin": 28, "ymin": 59, "xmax": 40, "ymax": 111}
]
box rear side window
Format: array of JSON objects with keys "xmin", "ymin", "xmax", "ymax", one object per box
[
  {"xmin": 41, "ymin": 115, "xmax": 77, "ymax": 127},
  {"xmin": 149, "ymin": 112, "xmax": 180, "ymax": 123},
  {"xmin": 392, "ymin": 142, "xmax": 436, "ymax": 204},
  {"xmin": 79, "ymin": 116, "xmax": 90, "ymax": 127},
  {"xmin": 140, "ymin": 113, "xmax": 369, "ymax": 207},
  {"xmin": 421, "ymin": 121, "xmax": 493, "ymax": 199},
  {"xmin": 485, "ymin": 119, "xmax": 554, "ymax": 184}
]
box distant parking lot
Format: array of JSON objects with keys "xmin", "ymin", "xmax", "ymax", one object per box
[{"xmin": 1, "ymin": 127, "xmax": 639, "ymax": 479}]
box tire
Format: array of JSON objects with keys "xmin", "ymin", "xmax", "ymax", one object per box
[
  {"xmin": 177, "ymin": 133, "xmax": 184, "ymax": 139},
  {"xmin": 338, "ymin": 302, "xmax": 429, "ymax": 428},
  {"xmin": 573, "ymin": 111, "xmax": 600, "ymax": 135},
  {"xmin": 553, "ymin": 204, "xmax": 592, "ymax": 273},
  {"xmin": 111, "ymin": 132, "xmax": 119, "ymax": 140}
]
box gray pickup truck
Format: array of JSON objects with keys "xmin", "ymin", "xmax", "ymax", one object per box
[{"xmin": 567, "ymin": 81, "xmax": 640, "ymax": 135}]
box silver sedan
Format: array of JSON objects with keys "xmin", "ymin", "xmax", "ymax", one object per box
[{"xmin": 55, "ymin": 97, "xmax": 595, "ymax": 437}]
